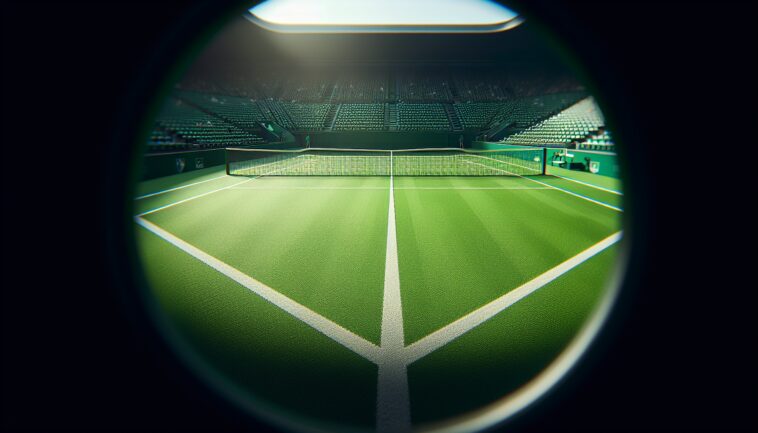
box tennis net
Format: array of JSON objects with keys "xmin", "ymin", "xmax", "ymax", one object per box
[{"xmin": 226, "ymin": 147, "xmax": 545, "ymax": 177}]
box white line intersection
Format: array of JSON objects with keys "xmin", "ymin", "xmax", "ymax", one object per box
[{"xmin": 135, "ymin": 169, "xmax": 622, "ymax": 432}]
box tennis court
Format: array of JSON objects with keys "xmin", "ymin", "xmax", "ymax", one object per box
[{"xmin": 135, "ymin": 148, "xmax": 622, "ymax": 432}]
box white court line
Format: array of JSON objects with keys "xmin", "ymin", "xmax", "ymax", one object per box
[
  {"xmin": 396, "ymin": 186, "xmax": 549, "ymax": 190},
  {"xmin": 137, "ymin": 161, "xmax": 309, "ymax": 217},
  {"xmin": 134, "ymin": 174, "xmax": 228, "ymax": 200},
  {"xmin": 376, "ymin": 152, "xmax": 412, "ymax": 433},
  {"xmin": 465, "ymin": 159, "xmax": 623, "ymax": 212},
  {"xmin": 468, "ymin": 153, "xmax": 542, "ymax": 175},
  {"xmin": 403, "ymin": 231, "xmax": 622, "ymax": 364},
  {"xmin": 227, "ymin": 186, "xmax": 552, "ymax": 191},
  {"xmin": 136, "ymin": 217, "xmax": 382, "ymax": 364},
  {"xmin": 230, "ymin": 186, "xmax": 389, "ymax": 190},
  {"xmin": 549, "ymin": 173, "xmax": 623, "ymax": 196},
  {"xmin": 136, "ymin": 177, "xmax": 253, "ymax": 217},
  {"xmin": 137, "ymin": 156, "xmax": 620, "ymax": 432}
]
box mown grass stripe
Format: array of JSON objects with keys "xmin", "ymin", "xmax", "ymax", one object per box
[
  {"xmin": 135, "ymin": 216, "xmax": 382, "ymax": 364},
  {"xmin": 404, "ymin": 231, "xmax": 622, "ymax": 364}
]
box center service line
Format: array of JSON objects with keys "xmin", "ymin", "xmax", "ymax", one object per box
[{"xmin": 376, "ymin": 152, "xmax": 412, "ymax": 433}]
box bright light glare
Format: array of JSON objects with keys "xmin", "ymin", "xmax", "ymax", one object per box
[{"xmin": 249, "ymin": 0, "xmax": 519, "ymax": 27}]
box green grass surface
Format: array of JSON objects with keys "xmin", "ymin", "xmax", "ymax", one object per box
[
  {"xmin": 138, "ymin": 227, "xmax": 378, "ymax": 428},
  {"xmin": 136, "ymin": 166, "xmax": 227, "ymax": 197},
  {"xmin": 394, "ymin": 176, "xmax": 620, "ymax": 344},
  {"xmin": 535, "ymin": 176, "xmax": 623, "ymax": 209},
  {"xmin": 135, "ymin": 174, "xmax": 249, "ymax": 216},
  {"xmin": 144, "ymin": 176, "xmax": 390, "ymax": 344},
  {"xmin": 135, "ymin": 166, "xmax": 622, "ymax": 430},
  {"xmin": 407, "ymin": 246, "xmax": 617, "ymax": 425}
]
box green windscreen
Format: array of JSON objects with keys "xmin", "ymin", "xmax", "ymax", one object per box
[{"xmin": 226, "ymin": 147, "xmax": 545, "ymax": 176}]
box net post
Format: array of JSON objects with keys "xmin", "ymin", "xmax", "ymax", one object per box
[
  {"xmin": 225, "ymin": 147, "xmax": 230, "ymax": 175},
  {"xmin": 542, "ymin": 147, "xmax": 547, "ymax": 175}
]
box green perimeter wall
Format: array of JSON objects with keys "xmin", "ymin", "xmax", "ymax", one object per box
[
  {"xmin": 545, "ymin": 148, "xmax": 619, "ymax": 178},
  {"xmin": 469, "ymin": 141, "xmax": 537, "ymax": 150},
  {"xmin": 142, "ymin": 142, "xmax": 300, "ymax": 180},
  {"xmin": 143, "ymin": 133, "xmax": 479, "ymax": 179},
  {"xmin": 470, "ymin": 142, "xmax": 619, "ymax": 178},
  {"xmin": 142, "ymin": 149, "xmax": 226, "ymax": 180},
  {"xmin": 300, "ymin": 131, "xmax": 479, "ymax": 150}
]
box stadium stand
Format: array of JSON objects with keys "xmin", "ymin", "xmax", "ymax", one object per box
[
  {"xmin": 258, "ymin": 100, "xmax": 296, "ymax": 130},
  {"xmin": 280, "ymin": 102, "xmax": 332, "ymax": 131},
  {"xmin": 151, "ymin": 98, "xmax": 265, "ymax": 151},
  {"xmin": 491, "ymin": 92, "xmax": 587, "ymax": 129},
  {"xmin": 147, "ymin": 129, "xmax": 175, "ymax": 148},
  {"xmin": 502, "ymin": 97, "xmax": 605, "ymax": 147},
  {"xmin": 146, "ymin": 68, "xmax": 613, "ymax": 153},
  {"xmin": 334, "ymin": 104, "xmax": 386, "ymax": 131},
  {"xmin": 455, "ymin": 102, "xmax": 504, "ymax": 130},
  {"xmin": 177, "ymin": 90, "xmax": 269, "ymax": 127},
  {"xmin": 279, "ymin": 77, "xmax": 333, "ymax": 102},
  {"xmin": 578, "ymin": 129, "xmax": 615, "ymax": 152},
  {"xmin": 397, "ymin": 103, "xmax": 451, "ymax": 131},
  {"xmin": 452, "ymin": 72, "xmax": 510, "ymax": 102},
  {"xmin": 333, "ymin": 77, "xmax": 388, "ymax": 103},
  {"xmin": 398, "ymin": 72, "xmax": 453, "ymax": 102},
  {"xmin": 179, "ymin": 77, "xmax": 265, "ymax": 100},
  {"xmin": 505, "ymin": 73, "xmax": 571, "ymax": 98}
]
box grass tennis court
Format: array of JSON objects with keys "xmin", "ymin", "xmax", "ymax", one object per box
[{"xmin": 135, "ymin": 153, "xmax": 622, "ymax": 432}]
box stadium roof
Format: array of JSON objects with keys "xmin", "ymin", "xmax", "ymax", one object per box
[{"xmin": 247, "ymin": 0, "xmax": 523, "ymax": 33}]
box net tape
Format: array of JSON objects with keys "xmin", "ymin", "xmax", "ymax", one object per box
[{"xmin": 227, "ymin": 147, "xmax": 544, "ymax": 177}]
